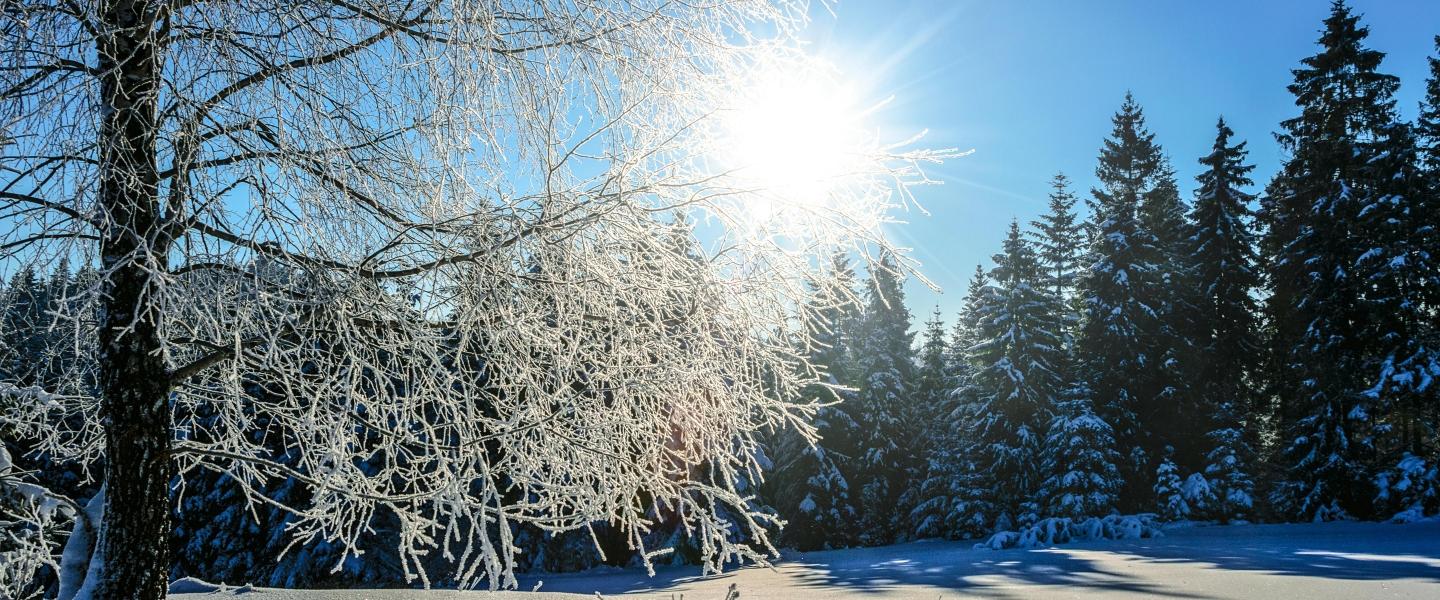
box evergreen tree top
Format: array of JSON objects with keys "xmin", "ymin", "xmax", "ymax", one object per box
[
  {"xmin": 1279, "ymin": 0, "xmax": 1398, "ymax": 151},
  {"xmin": 1418, "ymin": 36, "xmax": 1440, "ymax": 170},
  {"xmin": 1196, "ymin": 118, "xmax": 1256, "ymax": 197},
  {"xmin": 991, "ymin": 220, "xmax": 1041, "ymax": 287},
  {"xmin": 1095, "ymin": 93, "xmax": 1163, "ymax": 208},
  {"xmin": 1030, "ymin": 173, "xmax": 1082, "ymax": 244},
  {"xmin": 920, "ymin": 306, "xmax": 948, "ymax": 367}
]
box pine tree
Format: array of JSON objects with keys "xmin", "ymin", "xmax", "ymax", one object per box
[
  {"xmin": 0, "ymin": 266, "xmax": 52, "ymax": 387},
  {"xmin": 1418, "ymin": 36, "xmax": 1440, "ymax": 171},
  {"xmin": 767, "ymin": 254, "xmax": 862, "ymax": 550},
  {"xmin": 1204, "ymin": 403, "xmax": 1256, "ymax": 523},
  {"xmin": 850, "ymin": 252, "xmax": 916, "ymax": 545},
  {"xmin": 1357, "ymin": 121, "xmax": 1440, "ymax": 515},
  {"xmin": 1038, "ymin": 381, "xmax": 1121, "ymax": 520},
  {"xmin": 1141, "ymin": 157, "xmax": 1204, "ymax": 469},
  {"xmin": 910, "ymin": 267, "xmax": 988, "ymax": 539},
  {"xmin": 960, "ymin": 221, "xmax": 1066, "ymax": 528},
  {"xmin": 1154, "ymin": 449, "xmax": 1189, "ymax": 521},
  {"xmin": 1262, "ymin": 0, "xmax": 1402, "ymax": 521},
  {"xmin": 1079, "ymin": 93, "xmax": 1168, "ymax": 510},
  {"xmin": 908, "ymin": 307, "xmax": 950, "ymax": 456},
  {"xmin": 1029, "ymin": 173, "xmax": 1087, "ymax": 323},
  {"xmin": 1190, "ymin": 117, "xmax": 1260, "ymax": 522}
]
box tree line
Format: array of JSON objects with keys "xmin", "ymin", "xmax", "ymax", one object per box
[{"xmin": 763, "ymin": 0, "xmax": 1439, "ymax": 550}]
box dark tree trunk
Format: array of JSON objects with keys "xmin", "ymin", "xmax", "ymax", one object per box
[{"xmin": 94, "ymin": 0, "xmax": 172, "ymax": 597}]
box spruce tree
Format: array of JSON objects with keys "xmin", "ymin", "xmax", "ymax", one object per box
[
  {"xmin": 1189, "ymin": 117, "xmax": 1260, "ymax": 522},
  {"xmin": 0, "ymin": 266, "xmax": 52, "ymax": 387},
  {"xmin": 1079, "ymin": 93, "xmax": 1168, "ymax": 509},
  {"xmin": 767, "ymin": 254, "xmax": 862, "ymax": 550},
  {"xmin": 1140, "ymin": 158, "xmax": 1205, "ymax": 469},
  {"xmin": 908, "ymin": 307, "xmax": 950, "ymax": 459},
  {"xmin": 1030, "ymin": 173, "xmax": 1088, "ymax": 323},
  {"xmin": 910, "ymin": 268, "xmax": 989, "ymax": 539},
  {"xmin": 1418, "ymin": 36, "xmax": 1440, "ymax": 171},
  {"xmin": 1262, "ymin": 0, "xmax": 1401, "ymax": 520},
  {"xmin": 1357, "ymin": 121, "xmax": 1440, "ymax": 514},
  {"xmin": 1038, "ymin": 380, "xmax": 1121, "ymax": 520},
  {"xmin": 1154, "ymin": 449, "xmax": 1189, "ymax": 522},
  {"xmin": 960, "ymin": 221, "xmax": 1066, "ymax": 528},
  {"xmin": 850, "ymin": 252, "xmax": 916, "ymax": 545}
]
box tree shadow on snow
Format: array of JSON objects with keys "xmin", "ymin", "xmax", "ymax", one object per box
[
  {"xmin": 1098, "ymin": 521, "xmax": 1440, "ymax": 583},
  {"xmin": 522, "ymin": 521, "xmax": 1440, "ymax": 598},
  {"xmin": 778, "ymin": 541, "xmax": 1213, "ymax": 599}
]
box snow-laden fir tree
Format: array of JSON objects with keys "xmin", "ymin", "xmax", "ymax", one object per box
[
  {"xmin": 0, "ymin": 267, "xmax": 52, "ymax": 388},
  {"xmin": 914, "ymin": 308, "xmax": 951, "ymax": 438},
  {"xmin": 910, "ymin": 267, "xmax": 989, "ymax": 539},
  {"xmin": 959, "ymin": 221, "xmax": 1066, "ymax": 529},
  {"xmin": 1154, "ymin": 449, "xmax": 1189, "ymax": 522},
  {"xmin": 1038, "ymin": 380, "xmax": 1121, "ymax": 520},
  {"xmin": 850, "ymin": 253, "xmax": 918, "ymax": 545},
  {"xmin": 1262, "ymin": 0, "xmax": 1402, "ymax": 521},
  {"xmin": 909, "ymin": 309, "xmax": 951, "ymax": 458},
  {"xmin": 1419, "ymin": 36, "xmax": 1440, "ymax": 171},
  {"xmin": 1079, "ymin": 93, "xmax": 1169, "ymax": 510},
  {"xmin": 1140, "ymin": 158, "xmax": 1204, "ymax": 469},
  {"xmin": 1189, "ymin": 117, "xmax": 1260, "ymax": 523},
  {"xmin": 1356, "ymin": 121, "xmax": 1440, "ymax": 518},
  {"xmin": 766, "ymin": 255, "xmax": 862, "ymax": 551},
  {"xmin": 896, "ymin": 308, "xmax": 948, "ymax": 536},
  {"xmin": 1029, "ymin": 173, "xmax": 1088, "ymax": 324}
]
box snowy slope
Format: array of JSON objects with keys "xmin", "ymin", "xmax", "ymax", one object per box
[{"xmin": 172, "ymin": 520, "xmax": 1440, "ymax": 599}]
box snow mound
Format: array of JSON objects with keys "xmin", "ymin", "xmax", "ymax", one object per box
[
  {"xmin": 977, "ymin": 514, "xmax": 1163, "ymax": 550},
  {"xmin": 169, "ymin": 578, "xmax": 254, "ymax": 594}
]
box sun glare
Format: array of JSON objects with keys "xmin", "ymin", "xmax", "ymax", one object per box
[{"xmin": 719, "ymin": 66, "xmax": 871, "ymax": 218}]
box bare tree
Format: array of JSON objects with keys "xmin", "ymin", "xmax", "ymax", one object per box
[{"xmin": 0, "ymin": 0, "xmax": 948, "ymax": 597}]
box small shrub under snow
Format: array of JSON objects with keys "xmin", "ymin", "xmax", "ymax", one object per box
[{"xmin": 976, "ymin": 514, "xmax": 1163, "ymax": 550}]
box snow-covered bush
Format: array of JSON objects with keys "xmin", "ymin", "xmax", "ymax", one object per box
[
  {"xmin": 977, "ymin": 514, "xmax": 1162, "ymax": 550},
  {"xmin": 1182, "ymin": 473, "xmax": 1216, "ymax": 519}
]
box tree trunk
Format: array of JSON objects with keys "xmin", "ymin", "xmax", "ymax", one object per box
[{"xmin": 93, "ymin": 0, "xmax": 172, "ymax": 597}]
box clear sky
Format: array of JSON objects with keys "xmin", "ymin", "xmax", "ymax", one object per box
[{"xmin": 800, "ymin": 0, "xmax": 1440, "ymax": 323}]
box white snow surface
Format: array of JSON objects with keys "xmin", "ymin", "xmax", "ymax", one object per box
[{"xmin": 170, "ymin": 521, "xmax": 1440, "ymax": 599}]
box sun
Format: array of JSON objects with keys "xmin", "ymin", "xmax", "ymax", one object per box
[{"xmin": 718, "ymin": 65, "xmax": 870, "ymax": 217}]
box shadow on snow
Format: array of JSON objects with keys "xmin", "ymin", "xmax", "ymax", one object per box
[{"xmin": 522, "ymin": 521, "xmax": 1440, "ymax": 598}]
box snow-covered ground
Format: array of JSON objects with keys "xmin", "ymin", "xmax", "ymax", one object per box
[{"xmin": 173, "ymin": 520, "xmax": 1440, "ymax": 599}]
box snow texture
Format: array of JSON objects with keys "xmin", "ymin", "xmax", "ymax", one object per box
[{"xmin": 168, "ymin": 521, "xmax": 1440, "ymax": 600}]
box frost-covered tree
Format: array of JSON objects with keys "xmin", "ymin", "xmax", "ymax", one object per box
[
  {"xmin": 1079, "ymin": 93, "xmax": 1168, "ymax": 510},
  {"xmin": 0, "ymin": 0, "xmax": 950, "ymax": 595},
  {"xmin": 958, "ymin": 221, "xmax": 1065, "ymax": 529},
  {"xmin": 850, "ymin": 253, "xmax": 917, "ymax": 545},
  {"xmin": 1262, "ymin": 0, "xmax": 1401, "ymax": 521},
  {"xmin": 1189, "ymin": 118, "xmax": 1259, "ymax": 522}
]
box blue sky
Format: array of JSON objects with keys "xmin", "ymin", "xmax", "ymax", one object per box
[{"xmin": 801, "ymin": 0, "xmax": 1440, "ymax": 322}]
